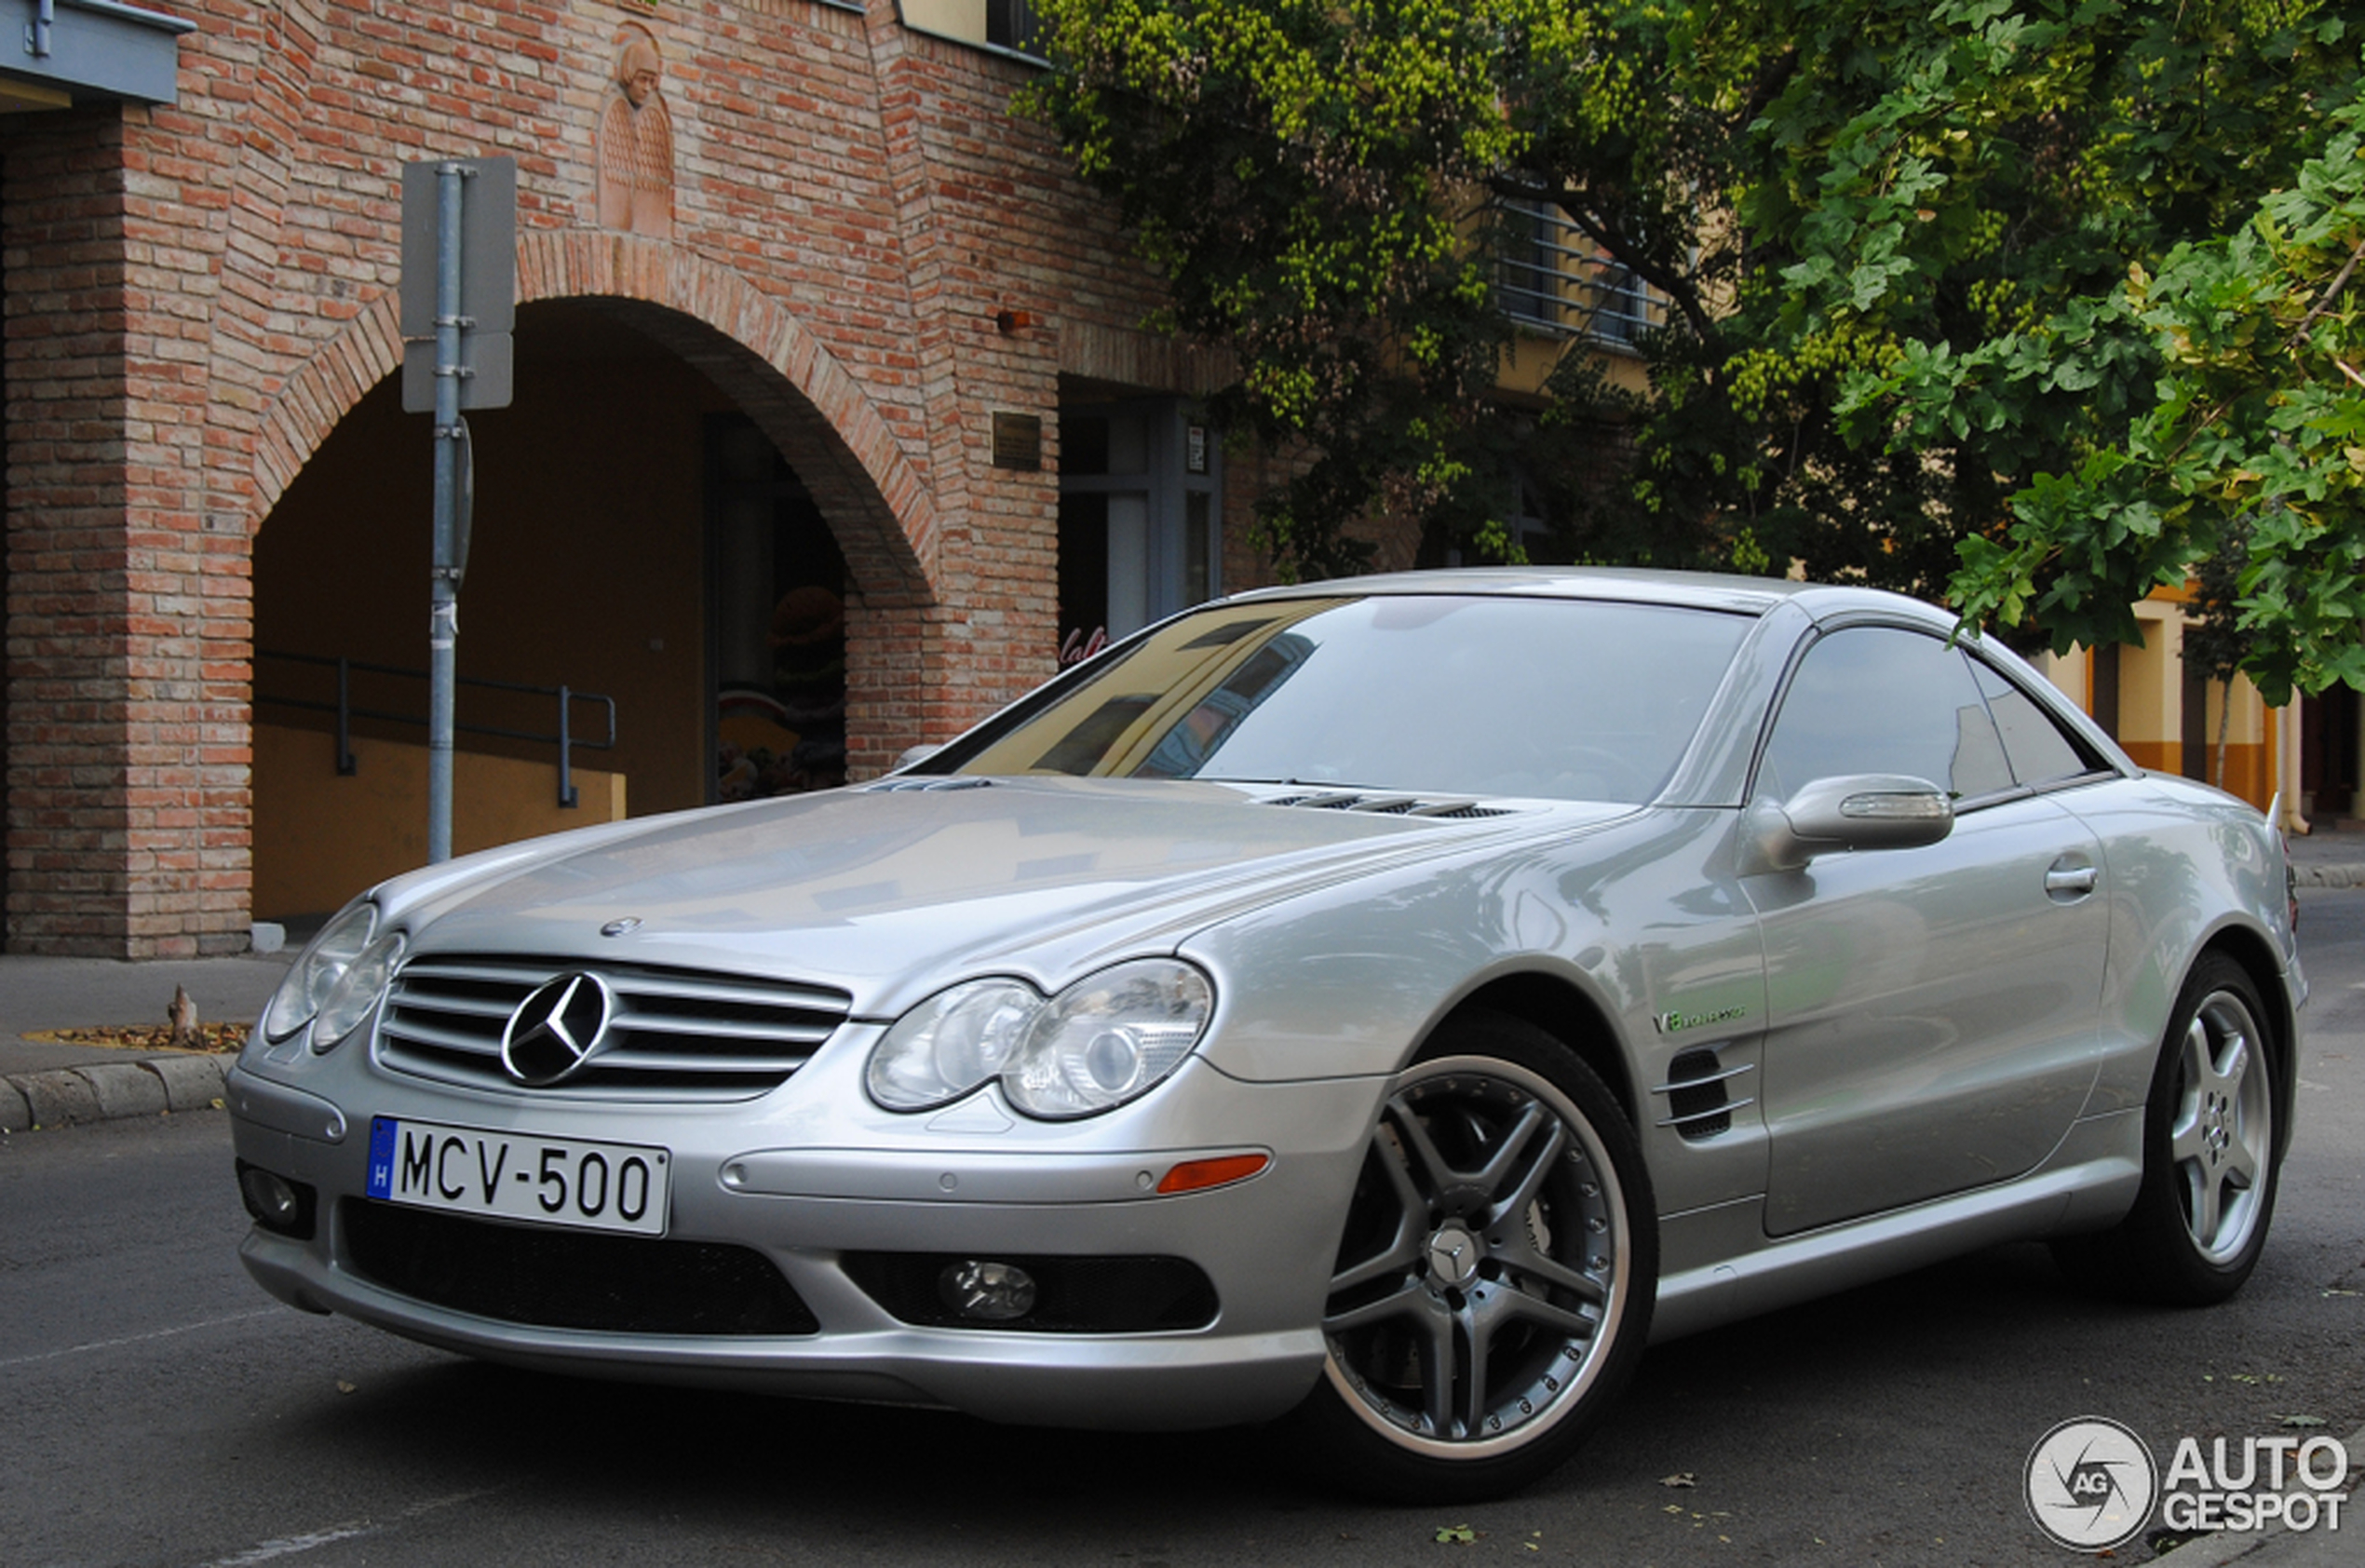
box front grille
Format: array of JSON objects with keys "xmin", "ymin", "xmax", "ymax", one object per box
[
  {"xmin": 342, "ymin": 1200, "xmax": 818, "ymax": 1335},
  {"xmin": 377, "ymin": 953, "xmax": 851, "ymax": 1100}
]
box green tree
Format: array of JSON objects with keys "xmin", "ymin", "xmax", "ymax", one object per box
[
  {"xmin": 1947, "ymin": 83, "xmax": 2365, "ymax": 704},
  {"xmin": 1023, "ymin": 0, "xmax": 2363, "ymax": 671}
]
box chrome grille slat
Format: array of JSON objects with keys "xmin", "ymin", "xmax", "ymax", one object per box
[
  {"xmin": 375, "ymin": 954, "xmax": 851, "ymax": 1102},
  {"xmin": 610, "ymin": 975, "xmax": 848, "ymax": 1011},
  {"xmin": 397, "ymin": 958, "xmax": 566, "ymax": 986},
  {"xmin": 590, "ymin": 1049, "xmax": 813, "ymax": 1075},
  {"xmin": 380, "ymin": 1017, "xmax": 505, "ymax": 1057},
  {"xmin": 386, "ymin": 991, "xmax": 516, "ymax": 1021},
  {"xmin": 609, "ymin": 1011, "xmax": 837, "ymax": 1045}
]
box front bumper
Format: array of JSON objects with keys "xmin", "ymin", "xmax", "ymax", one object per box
[{"xmin": 227, "ymin": 1043, "xmax": 1381, "ymax": 1431}]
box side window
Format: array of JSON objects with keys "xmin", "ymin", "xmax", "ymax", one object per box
[
  {"xmin": 1759, "ymin": 627, "xmax": 2016, "ymax": 803},
  {"xmin": 1968, "ymin": 658, "xmax": 2105, "ymax": 788}
]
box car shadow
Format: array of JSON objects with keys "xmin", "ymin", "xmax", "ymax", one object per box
[{"xmin": 274, "ymin": 1238, "xmax": 2144, "ymax": 1528}]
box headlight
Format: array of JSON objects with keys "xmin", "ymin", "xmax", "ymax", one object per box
[
  {"xmin": 864, "ymin": 980, "xmax": 1039, "ymax": 1111},
  {"xmin": 866, "ymin": 960, "xmax": 1215, "ymax": 1119},
  {"xmin": 310, "ymin": 930, "xmax": 406, "ymax": 1050},
  {"xmin": 262, "ymin": 902, "xmax": 377, "ymax": 1042},
  {"xmin": 1003, "ymin": 961, "xmax": 1214, "ymax": 1118}
]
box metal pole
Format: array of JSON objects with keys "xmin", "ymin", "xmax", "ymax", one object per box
[
  {"xmin": 557, "ymin": 684, "xmax": 577, "ymax": 808},
  {"xmin": 427, "ymin": 160, "xmax": 469, "ymax": 863},
  {"xmin": 335, "ymin": 656, "xmax": 355, "ymax": 776}
]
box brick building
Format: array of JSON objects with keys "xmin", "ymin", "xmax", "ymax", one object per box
[
  {"xmin": 6, "ymin": 2, "xmax": 2320, "ymax": 961},
  {"xmin": 2, "ymin": 0, "xmax": 1277, "ymax": 956}
]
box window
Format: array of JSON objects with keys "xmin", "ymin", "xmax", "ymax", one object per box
[
  {"xmin": 1056, "ymin": 399, "xmax": 1223, "ymax": 663},
  {"xmin": 1493, "ymin": 197, "xmax": 1655, "ymax": 346},
  {"xmin": 1968, "ymin": 659, "xmax": 2109, "ymax": 789},
  {"xmin": 899, "ymin": 0, "xmax": 1044, "ymax": 61},
  {"xmin": 939, "ymin": 595, "xmax": 1751, "ymax": 804},
  {"xmin": 1758, "ymin": 627, "xmax": 2015, "ymax": 804}
]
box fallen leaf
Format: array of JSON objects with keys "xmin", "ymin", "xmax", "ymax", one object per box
[
  {"xmin": 336, "ymin": 1380, "xmax": 357, "ymax": 1394},
  {"xmin": 2281, "ymin": 1414, "xmax": 2328, "ymax": 1428},
  {"xmin": 21, "ymin": 1022, "xmax": 248, "ymax": 1053},
  {"xmin": 1435, "ymin": 1525, "xmax": 1476, "ymax": 1545},
  {"xmin": 1659, "ymin": 1472, "xmax": 1698, "ymax": 1488}
]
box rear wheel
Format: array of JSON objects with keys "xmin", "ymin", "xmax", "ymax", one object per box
[
  {"xmin": 1287, "ymin": 1013, "xmax": 1655, "ymax": 1501},
  {"xmin": 2052, "ymin": 954, "xmax": 2280, "ymax": 1304}
]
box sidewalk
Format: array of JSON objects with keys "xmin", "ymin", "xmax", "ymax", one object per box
[
  {"xmin": 0, "ymin": 950, "xmax": 291, "ymax": 1132},
  {"xmin": 2284, "ymin": 819, "xmax": 2365, "ymax": 887}
]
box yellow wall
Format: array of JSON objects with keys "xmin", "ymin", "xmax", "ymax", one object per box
[
  {"xmin": 254, "ymin": 305, "xmax": 733, "ymax": 825},
  {"xmin": 2117, "ymin": 603, "xmax": 2178, "ymax": 751},
  {"xmin": 253, "ymin": 723, "xmax": 628, "ymax": 920},
  {"xmin": 1493, "ymin": 331, "xmax": 1654, "ymax": 401},
  {"xmin": 2034, "ymin": 593, "xmax": 2278, "ymax": 813}
]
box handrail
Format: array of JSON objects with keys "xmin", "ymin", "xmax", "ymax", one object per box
[{"xmin": 256, "ymin": 649, "xmax": 617, "ymax": 808}]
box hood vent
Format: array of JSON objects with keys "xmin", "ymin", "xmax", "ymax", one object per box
[
  {"xmin": 864, "ymin": 777, "xmax": 994, "ymax": 792},
  {"xmin": 1261, "ymin": 791, "xmax": 1511, "ymax": 819}
]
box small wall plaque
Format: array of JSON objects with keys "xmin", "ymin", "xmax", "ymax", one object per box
[
  {"xmin": 1186, "ymin": 424, "xmax": 1210, "ymax": 475},
  {"xmin": 992, "ymin": 412, "xmax": 1043, "ymax": 471}
]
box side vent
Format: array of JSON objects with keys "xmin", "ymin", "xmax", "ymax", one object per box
[
  {"xmin": 864, "ymin": 777, "xmax": 994, "ymax": 792},
  {"xmin": 1653, "ymin": 1048, "xmax": 1755, "ymax": 1142}
]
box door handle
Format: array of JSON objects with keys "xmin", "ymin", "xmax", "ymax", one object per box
[{"xmin": 2045, "ymin": 864, "xmax": 2099, "ymax": 897}]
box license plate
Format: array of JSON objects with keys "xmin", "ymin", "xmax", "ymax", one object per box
[{"xmin": 365, "ymin": 1116, "xmax": 670, "ymax": 1236}]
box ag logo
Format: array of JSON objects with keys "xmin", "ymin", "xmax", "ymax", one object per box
[{"xmin": 2025, "ymin": 1417, "xmax": 2158, "ymax": 1552}]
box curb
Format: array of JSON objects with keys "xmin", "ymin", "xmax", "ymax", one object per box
[
  {"xmin": 0, "ymin": 1054, "xmax": 228, "ymax": 1133},
  {"xmin": 2294, "ymin": 863, "xmax": 2365, "ymax": 888}
]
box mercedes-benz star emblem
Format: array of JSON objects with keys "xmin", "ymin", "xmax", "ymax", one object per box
[
  {"xmin": 500, "ymin": 972, "xmax": 615, "ymax": 1087},
  {"xmin": 600, "ymin": 916, "xmax": 642, "ymax": 938}
]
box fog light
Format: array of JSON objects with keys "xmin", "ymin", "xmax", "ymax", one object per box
[
  {"xmin": 938, "ymin": 1259, "xmax": 1037, "ymax": 1322},
  {"xmin": 236, "ymin": 1160, "xmax": 316, "ymax": 1238}
]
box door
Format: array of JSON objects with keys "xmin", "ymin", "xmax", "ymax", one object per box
[{"xmin": 1743, "ymin": 625, "xmax": 2112, "ymax": 1236}]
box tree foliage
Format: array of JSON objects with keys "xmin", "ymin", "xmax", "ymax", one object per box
[
  {"xmin": 1946, "ymin": 82, "xmax": 2365, "ymax": 703},
  {"xmin": 1024, "ymin": 2, "xmax": 2365, "ymax": 693}
]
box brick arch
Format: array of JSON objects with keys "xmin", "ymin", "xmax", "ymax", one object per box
[{"xmin": 248, "ymin": 232, "xmax": 935, "ymax": 601}]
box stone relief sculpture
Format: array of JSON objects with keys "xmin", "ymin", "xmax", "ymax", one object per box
[{"xmin": 596, "ymin": 24, "xmax": 673, "ymax": 238}]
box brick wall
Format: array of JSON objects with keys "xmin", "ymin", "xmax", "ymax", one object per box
[{"xmin": 2, "ymin": 0, "xmax": 1200, "ymax": 954}]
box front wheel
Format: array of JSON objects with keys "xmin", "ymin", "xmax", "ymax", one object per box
[
  {"xmin": 2052, "ymin": 954, "xmax": 2281, "ymax": 1304},
  {"xmin": 1285, "ymin": 1014, "xmax": 1656, "ymax": 1501}
]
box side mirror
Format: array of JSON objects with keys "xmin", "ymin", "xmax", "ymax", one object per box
[{"xmin": 1743, "ymin": 773, "xmax": 1953, "ymax": 874}]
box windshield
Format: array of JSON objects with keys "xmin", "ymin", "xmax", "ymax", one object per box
[{"xmin": 927, "ymin": 594, "xmax": 1751, "ymax": 804}]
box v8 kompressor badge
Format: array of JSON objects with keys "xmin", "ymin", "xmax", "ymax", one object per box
[{"xmin": 1655, "ymin": 1004, "xmax": 1748, "ymax": 1034}]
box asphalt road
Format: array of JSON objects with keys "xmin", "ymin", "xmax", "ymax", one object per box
[{"xmin": 5, "ymin": 900, "xmax": 2360, "ymax": 1568}]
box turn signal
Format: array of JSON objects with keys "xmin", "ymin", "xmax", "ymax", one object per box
[{"xmin": 1155, "ymin": 1153, "xmax": 1270, "ymax": 1195}]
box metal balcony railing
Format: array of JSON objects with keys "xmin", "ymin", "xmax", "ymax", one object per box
[
  {"xmin": 1495, "ymin": 198, "xmax": 1656, "ymax": 348},
  {"xmin": 256, "ymin": 650, "xmax": 617, "ymax": 808}
]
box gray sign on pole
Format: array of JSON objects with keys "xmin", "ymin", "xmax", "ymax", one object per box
[{"xmin": 399, "ymin": 156, "xmax": 516, "ymax": 412}]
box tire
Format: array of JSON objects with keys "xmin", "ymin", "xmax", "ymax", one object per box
[
  {"xmin": 1285, "ymin": 1011, "xmax": 1656, "ymax": 1502},
  {"xmin": 2051, "ymin": 953, "xmax": 2281, "ymax": 1305}
]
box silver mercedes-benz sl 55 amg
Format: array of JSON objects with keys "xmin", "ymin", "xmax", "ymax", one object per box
[{"xmin": 228, "ymin": 567, "xmax": 2301, "ymax": 1498}]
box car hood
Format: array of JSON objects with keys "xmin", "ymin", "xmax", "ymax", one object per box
[{"xmin": 387, "ymin": 777, "xmax": 1620, "ymax": 1014}]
